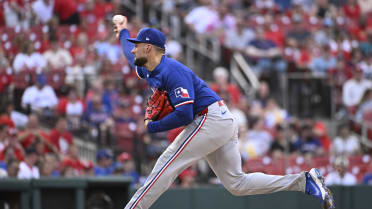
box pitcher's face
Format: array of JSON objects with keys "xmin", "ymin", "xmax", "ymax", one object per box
[{"xmin": 131, "ymin": 43, "xmax": 151, "ymax": 67}]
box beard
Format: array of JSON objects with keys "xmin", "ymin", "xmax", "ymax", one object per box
[{"xmin": 134, "ymin": 57, "xmax": 148, "ymax": 67}]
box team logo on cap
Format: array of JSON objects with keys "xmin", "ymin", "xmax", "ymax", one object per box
[
  {"xmin": 146, "ymin": 37, "xmax": 150, "ymax": 41},
  {"xmin": 175, "ymin": 87, "xmax": 189, "ymax": 98}
]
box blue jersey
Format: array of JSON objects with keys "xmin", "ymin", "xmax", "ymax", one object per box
[{"xmin": 119, "ymin": 29, "xmax": 220, "ymax": 132}]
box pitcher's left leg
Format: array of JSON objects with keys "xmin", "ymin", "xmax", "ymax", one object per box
[
  {"xmin": 124, "ymin": 115, "xmax": 207, "ymax": 209},
  {"xmin": 206, "ymin": 137, "xmax": 305, "ymax": 196},
  {"xmin": 124, "ymin": 113, "xmax": 228, "ymax": 209}
]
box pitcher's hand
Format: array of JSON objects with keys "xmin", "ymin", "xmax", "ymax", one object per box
[{"xmin": 112, "ymin": 15, "xmax": 128, "ymax": 38}]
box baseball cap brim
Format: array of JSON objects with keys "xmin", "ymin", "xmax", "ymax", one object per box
[{"xmin": 127, "ymin": 38, "xmax": 145, "ymax": 44}]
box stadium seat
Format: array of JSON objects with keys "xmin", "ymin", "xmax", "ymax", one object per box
[
  {"xmin": 243, "ymin": 157, "xmax": 266, "ymax": 173},
  {"xmin": 289, "ymin": 155, "xmax": 312, "ymax": 171},
  {"xmin": 114, "ymin": 122, "xmax": 136, "ymax": 153},
  {"xmin": 348, "ymin": 155, "xmax": 371, "ymax": 182},
  {"xmin": 46, "ymin": 69, "xmax": 66, "ymax": 89},
  {"xmin": 13, "ymin": 69, "xmax": 37, "ymax": 89},
  {"xmin": 264, "ymin": 157, "xmax": 285, "ymax": 175}
]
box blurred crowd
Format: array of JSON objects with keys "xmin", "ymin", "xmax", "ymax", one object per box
[{"xmin": 0, "ymin": 0, "xmax": 372, "ymax": 189}]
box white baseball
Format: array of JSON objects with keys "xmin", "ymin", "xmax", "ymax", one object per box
[{"xmin": 112, "ymin": 15, "xmax": 125, "ymax": 24}]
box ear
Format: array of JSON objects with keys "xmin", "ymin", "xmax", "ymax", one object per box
[{"xmin": 146, "ymin": 44, "xmax": 152, "ymax": 53}]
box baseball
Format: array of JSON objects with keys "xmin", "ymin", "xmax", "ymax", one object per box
[{"xmin": 112, "ymin": 15, "xmax": 125, "ymax": 24}]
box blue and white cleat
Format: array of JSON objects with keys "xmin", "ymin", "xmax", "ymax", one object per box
[{"xmin": 305, "ymin": 168, "xmax": 335, "ymax": 209}]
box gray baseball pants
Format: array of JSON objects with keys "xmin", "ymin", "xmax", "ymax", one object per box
[{"xmin": 124, "ymin": 101, "xmax": 306, "ymax": 209}]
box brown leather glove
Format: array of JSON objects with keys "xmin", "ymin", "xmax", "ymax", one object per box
[{"xmin": 145, "ymin": 90, "xmax": 174, "ymax": 121}]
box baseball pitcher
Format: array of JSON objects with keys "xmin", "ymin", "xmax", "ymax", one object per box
[{"xmin": 112, "ymin": 15, "xmax": 334, "ymax": 209}]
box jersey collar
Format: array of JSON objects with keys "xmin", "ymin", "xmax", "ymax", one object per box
[{"xmin": 149, "ymin": 55, "xmax": 165, "ymax": 77}]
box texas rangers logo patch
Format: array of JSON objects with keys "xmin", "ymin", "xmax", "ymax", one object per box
[{"xmin": 175, "ymin": 87, "xmax": 190, "ymax": 98}]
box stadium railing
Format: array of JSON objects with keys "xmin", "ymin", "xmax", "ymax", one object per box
[
  {"xmin": 230, "ymin": 52, "xmax": 260, "ymax": 97},
  {"xmin": 0, "ymin": 177, "xmax": 132, "ymax": 209}
]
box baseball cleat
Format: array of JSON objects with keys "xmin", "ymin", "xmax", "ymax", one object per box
[{"xmin": 305, "ymin": 168, "xmax": 335, "ymax": 209}]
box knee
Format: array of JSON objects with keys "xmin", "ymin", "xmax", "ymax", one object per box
[{"xmin": 225, "ymin": 181, "xmax": 245, "ymax": 196}]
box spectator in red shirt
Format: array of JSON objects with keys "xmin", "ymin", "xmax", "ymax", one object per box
[
  {"xmin": 79, "ymin": 0, "xmax": 98, "ymax": 27},
  {"xmin": 17, "ymin": 114, "xmax": 53, "ymax": 150},
  {"xmin": 0, "ymin": 115, "xmax": 14, "ymax": 130},
  {"xmin": 343, "ymin": 0, "xmax": 361, "ymax": 20},
  {"xmin": 54, "ymin": 0, "xmax": 80, "ymax": 25},
  {"xmin": 57, "ymin": 88, "xmax": 85, "ymax": 130},
  {"xmin": 263, "ymin": 15, "xmax": 285, "ymax": 48},
  {"xmin": 0, "ymin": 63, "xmax": 12, "ymax": 94},
  {"xmin": 81, "ymin": 159, "xmax": 94, "ymax": 176},
  {"xmin": 0, "ymin": 124, "xmax": 9, "ymax": 155},
  {"xmin": 312, "ymin": 121, "xmax": 331, "ymax": 152},
  {"xmin": 209, "ymin": 66, "xmax": 242, "ymax": 105},
  {"xmin": 69, "ymin": 32, "xmax": 89, "ymax": 58},
  {"xmin": 49, "ymin": 117, "xmax": 74, "ymax": 155},
  {"xmin": 179, "ymin": 168, "xmax": 197, "ymax": 188},
  {"xmin": 32, "ymin": 137, "xmax": 53, "ymax": 163},
  {"xmin": 60, "ymin": 144, "xmax": 84, "ymax": 174},
  {"xmin": 93, "ymin": 0, "xmax": 113, "ymax": 21},
  {"xmin": 113, "ymin": 100, "xmax": 136, "ymax": 152},
  {"xmin": 0, "ymin": 128, "xmax": 24, "ymax": 162}
]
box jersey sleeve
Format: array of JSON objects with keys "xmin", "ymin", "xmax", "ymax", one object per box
[
  {"xmin": 166, "ymin": 70, "xmax": 194, "ymax": 108},
  {"xmin": 147, "ymin": 68, "xmax": 195, "ymax": 133},
  {"xmin": 119, "ymin": 29, "xmax": 147, "ymax": 79}
]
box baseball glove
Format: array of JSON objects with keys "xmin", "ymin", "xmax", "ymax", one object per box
[{"xmin": 145, "ymin": 90, "xmax": 174, "ymax": 121}]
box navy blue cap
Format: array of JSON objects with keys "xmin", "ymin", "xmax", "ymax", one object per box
[
  {"xmin": 36, "ymin": 74, "xmax": 47, "ymax": 86},
  {"xmin": 127, "ymin": 28, "xmax": 166, "ymax": 49},
  {"xmin": 96, "ymin": 149, "xmax": 113, "ymax": 161}
]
